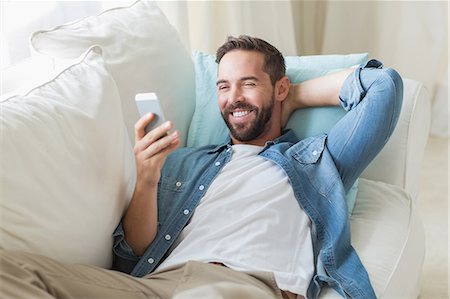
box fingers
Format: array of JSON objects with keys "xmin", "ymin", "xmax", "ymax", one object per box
[
  {"xmin": 152, "ymin": 134, "xmax": 180, "ymax": 159},
  {"xmin": 141, "ymin": 130, "xmax": 179, "ymax": 158},
  {"xmin": 133, "ymin": 113, "xmax": 180, "ymax": 172},
  {"xmin": 135, "ymin": 121, "xmax": 174, "ymax": 153},
  {"xmin": 135, "ymin": 113, "xmax": 155, "ymax": 143},
  {"xmin": 133, "ymin": 115, "xmax": 180, "ymax": 188}
]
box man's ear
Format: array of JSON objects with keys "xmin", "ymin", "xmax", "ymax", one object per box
[{"xmin": 275, "ymin": 76, "xmax": 290, "ymax": 103}]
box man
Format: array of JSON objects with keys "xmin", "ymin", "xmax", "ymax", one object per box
[{"xmin": 1, "ymin": 35, "xmax": 402, "ymax": 299}]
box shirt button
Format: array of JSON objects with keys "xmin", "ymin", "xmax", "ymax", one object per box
[
  {"xmin": 183, "ymin": 209, "xmax": 190, "ymax": 215},
  {"xmin": 147, "ymin": 258, "xmax": 155, "ymax": 264},
  {"xmin": 199, "ymin": 185, "xmax": 205, "ymax": 191},
  {"xmin": 165, "ymin": 234, "xmax": 171, "ymax": 241},
  {"xmin": 175, "ymin": 181, "xmax": 182, "ymax": 187},
  {"xmin": 312, "ymin": 150, "xmax": 318, "ymax": 156},
  {"xmin": 215, "ymin": 162, "xmax": 221, "ymax": 166}
]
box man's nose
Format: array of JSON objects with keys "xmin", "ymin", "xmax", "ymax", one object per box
[{"xmin": 229, "ymin": 86, "xmax": 244, "ymax": 103}]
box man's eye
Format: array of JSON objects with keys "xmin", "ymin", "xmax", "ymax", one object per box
[
  {"xmin": 244, "ymin": 82, "xmax": 256, "ymax": 86},
  {"xmin": 218, "ymin": 85, "xmax": 228, "ymax": 90}
]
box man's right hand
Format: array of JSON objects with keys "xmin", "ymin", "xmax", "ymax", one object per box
[
  {"xmin": 133, "ymin": 113, "xmax": 180, "ymax": 188},
  {"xmin": 123, "ymin": 113, "xmax": 179, "ymax": 256}
]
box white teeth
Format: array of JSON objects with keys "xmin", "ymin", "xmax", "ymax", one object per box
[{"xmin": 232, "ymin": 110, "xmax": 250, "ymax": 117}]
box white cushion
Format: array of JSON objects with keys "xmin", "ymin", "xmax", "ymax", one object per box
[
  {"xmin": 0, "ymin": 46, "xmax": 135, "ymax": 268},
  {"xmin": 349, "ymin": 179, "xmax": 424, "ymax": 298},
  {"xmin": 30, "ymin": 0, "xmax": 195, "ymax": 146},
  {"xmin": 319, "ymin": 178, "xmax": 424, "ymax": 298}
]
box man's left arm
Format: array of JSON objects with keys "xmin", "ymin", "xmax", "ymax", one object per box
[{"xmin": 283, "ymin": 60, "xmax": 403, "ymax": 192}]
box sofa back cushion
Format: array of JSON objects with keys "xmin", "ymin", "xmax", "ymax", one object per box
[{"xmin": 30, "ymin": 0, "xmax": 195, "ymax": 146}]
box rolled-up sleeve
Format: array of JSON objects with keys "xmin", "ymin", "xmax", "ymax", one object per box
[
  {"xmin": 111, "ymin": 222, "xmax": 140, "ymax": 273},
  {"xmin": 339, "ymin": 59, "xmax": 385, "ymax": 111},
  {"xmin": 329, "ymin": 58, "xmax": 403, "ymax": 191}
]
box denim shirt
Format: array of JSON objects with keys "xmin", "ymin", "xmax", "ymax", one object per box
[{"xmin": 112, "ymin": 60, "xmax": 403, "ymax": 299}]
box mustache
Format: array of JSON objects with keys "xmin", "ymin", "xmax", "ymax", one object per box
[{"xmin": 223, "ymin": 102, "xmax": 257, "ymax": 114}]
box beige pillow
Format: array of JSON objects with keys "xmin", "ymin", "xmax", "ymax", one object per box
[
  {"xmin": 0, "ymin": 46, "xmax": 135, "ymax": 268},
  {"xmin": 30, "ymin": 0, "xmax": 195, "ymax": 146}
]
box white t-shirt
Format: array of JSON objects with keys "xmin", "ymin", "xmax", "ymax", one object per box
[{"xmin": 156, "ymin": 144, "xmax": 314, "ymax": 296}]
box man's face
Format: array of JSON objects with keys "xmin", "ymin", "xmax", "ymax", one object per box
[{"xmin": 217, "ymin": 50, "xmax": 276, "ymax": 144}]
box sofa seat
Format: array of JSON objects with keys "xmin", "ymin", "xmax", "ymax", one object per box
[{"xmin": 320, "ymin": 178, "xmax": 425, "ymax": 298}]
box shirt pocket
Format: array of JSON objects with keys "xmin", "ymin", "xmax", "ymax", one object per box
[
  {"xmin": 158, "ymin": 176, "xmax": 186, "ymax": 193},
  {"xmin": 157, "ymin": 176, "xmax": 189, "ymax": 227},
  {"xmin": 291, "ymin": 134, "xmax": 326, "ymax": 163},
  {"xmin": 290, "ymin": 134, "xmax": 339, "ymax": 197}
]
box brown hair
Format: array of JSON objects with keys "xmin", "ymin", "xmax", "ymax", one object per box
[{"xmin": 215, "ymin": 35, "xmax": 286, "ymax": 85}]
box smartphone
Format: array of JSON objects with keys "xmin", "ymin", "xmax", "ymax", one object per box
[{"xmin": 135, "ymin": 92, "xmax": 166, "ymax": 134}]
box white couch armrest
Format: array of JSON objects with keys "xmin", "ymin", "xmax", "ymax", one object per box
[{"xmin": 361, "ymin": 78, "xmax": 431, "ymax": 200}]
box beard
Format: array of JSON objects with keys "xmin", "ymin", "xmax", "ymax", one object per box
[{"xmin": 221, "ymin": 97, "xmax": 274, "ymax": 142}]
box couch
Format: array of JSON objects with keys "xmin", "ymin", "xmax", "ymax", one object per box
[{"xmin": 0, "ymin": 1, "xmax": 430, "ymax": 297}]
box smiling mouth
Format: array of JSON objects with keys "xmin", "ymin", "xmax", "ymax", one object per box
[{"xmin": 231, "ymin": 110, "xmax": 253, "ymax": 118}]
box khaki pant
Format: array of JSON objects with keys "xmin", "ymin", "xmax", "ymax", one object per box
[{"xmin": 0, "ymin": 250, "xmax": 286, "ymax": 299}]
